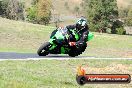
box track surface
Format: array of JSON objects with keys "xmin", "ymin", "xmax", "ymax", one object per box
[
  {"xmin": 0, "ymin": 52, "xmax": 131, "ymax": 60},
  {"xmin": 0, "ymin": 52, "xmax": 91, "ymax": 59}
]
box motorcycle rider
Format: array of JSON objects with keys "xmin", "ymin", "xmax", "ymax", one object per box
[
  {"xmin": 66, "ymin": 17, "xmax": 89, "ymax": 49},
  {"xmin": 50, "ymin": 17, "xmax": 89, "ymax": 55},
  {"xmin": 63, "ymin": 17, "xmax": 89, "ymax": 56}
]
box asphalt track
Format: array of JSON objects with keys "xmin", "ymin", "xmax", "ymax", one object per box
[
  {"xmin": 0, "ymin": 52, "xmax": 131, "ymax": 61},
  {"xmin": 0, "ymin": 52, "xmax": 94, "ymax": 60}
]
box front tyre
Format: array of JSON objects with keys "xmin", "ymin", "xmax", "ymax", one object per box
[{"xmin": 37, "ymin": 42, "xmax": 51, "ymax": 56}]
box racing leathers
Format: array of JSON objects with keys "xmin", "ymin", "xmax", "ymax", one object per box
[{"xmin": 66, "ymin": 24, "xmax": 89, "ymax": 48}]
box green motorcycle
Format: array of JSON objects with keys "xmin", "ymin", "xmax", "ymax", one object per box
[{"xmin": 37, "ymin": 27, "xmax": 93, "ymax": 57}]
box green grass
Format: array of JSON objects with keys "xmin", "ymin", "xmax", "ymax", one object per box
[
  {"xmin": 84, "ymin": 33, "xmax": 132, "ymax": 58},
  {"xmin": 0, "ymin": 18, "xmax": 132, "ymax": 88},
  {"xmin": 0, "ymin": 17, "xmax": 55, "ymax": 53},
  {"xmin": 0, "ymin": 59, "xmax": 132, "ymax": 88},
  {"xmin": 0, "ymin": 17, "xmax": 132, "ymax": 57}
]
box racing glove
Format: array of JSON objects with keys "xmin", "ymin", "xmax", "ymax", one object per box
[{"xmin": 69, "ymin": 42, "xmax": 76, "ymax": 46}]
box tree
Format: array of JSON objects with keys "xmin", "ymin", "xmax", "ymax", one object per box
[
  {"xmin": 125, "ymin": 7, "xmax": 132, "ymax": 26},
  {"xmin": 26, "ymin": 5, "xmax": 37, "ymax": 23},
  {"xmin": 36, "ymin": 0, "xmax": 52, "ymax": 25},
  {"xmin": 118, "ymin": 5, "xmax": 132, "ymax": 26},
  {"xmin": 0, "ymin": 0, "xmax": 3, "ymax": 15},
  {"xmin": 82, "ymin": 0, "xmax": 120, "ymax": 33},
  {"xmin": 6, "ymin": 0, "xmax": 24, "ymax": 20},
  {"xmin": 0, "ymin": 0, "xmax": 10, "ymax": 17},
  {"xmin": 27, "ymin": 0, "xmax": 52, "ymax": 25}
]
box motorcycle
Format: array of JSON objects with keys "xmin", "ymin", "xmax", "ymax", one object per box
[{"xmin": 37, "ymin": 27, "xmax": 93, "ymax": 57}]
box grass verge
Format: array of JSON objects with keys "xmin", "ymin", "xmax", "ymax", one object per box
[
  {"xmin": 0, "ymin": 17, "xmax": 132, "ymax": 58},
  {"xmin": 0, "ymin": 59, "xmax": 132, "ymax": 88}
]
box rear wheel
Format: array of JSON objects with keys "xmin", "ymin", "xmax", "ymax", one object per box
[
  {"xmin": 68, "ymin": 43, "xmax": 87, "ymax": 57},
  {"xmin": 68, "ymin": 47, "xmax": 81, "ymax": 57},
  {"xmin": 37, "ymin": 42, "xmax": 51, "ymax": 56},
  {"xmin": 68, "ymin": 52, "xmax": 79, "ymax": 57}
]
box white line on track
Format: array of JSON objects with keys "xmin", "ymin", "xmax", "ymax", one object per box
[{"xmin": 0, "ymin": 57, "xmax": 131, "ymax": 61}]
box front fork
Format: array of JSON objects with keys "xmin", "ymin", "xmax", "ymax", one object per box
[
  {"xmin": 49, "ymin": 39, "xmax": 57, "ymax": 51},
  {"xmin": 49, "ymin": 39, "xmax": 68, "ymax": 54}
]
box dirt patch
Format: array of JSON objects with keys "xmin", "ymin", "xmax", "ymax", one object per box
[
  {"xmin": 86, "ymin": 63, "xmax": 132, "ymax": 74},
  {"xmin": 117, "ymin": 0, "xmax": 132, "ymax": 8}
]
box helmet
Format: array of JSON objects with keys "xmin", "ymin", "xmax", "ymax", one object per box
[{"xmin": 76, "ymin": 18, "xmax": 87, "ymax": 30}]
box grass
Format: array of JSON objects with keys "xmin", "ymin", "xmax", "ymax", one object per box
[
  {"xmin": 84, "ymin": 33, "xmax": 132, "ymax": 58},
  {"xmin": 0, "ymin": 17, "xmax": 54, "ymax": 53},
  {"xmin": 0, "ymin": 18, "xmax": 131, "ymax": 88},
  {"xmin": 0, "ymin": 1, "xmax": 132, "ymax": 88},
  {"xmin": 0, "ymin": 59, "xmax": 132, "ymax": 88},
  {"xmin": 0, "ymin": 17, "xmax": 132, "ymax": 58}
]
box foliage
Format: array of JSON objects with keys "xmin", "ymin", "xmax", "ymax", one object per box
[
  {"xmin": 125, "ymin": 7, "xmax": 132, "ymax": 26},
  {"xmin": 118, "ymin": 6, "xmax": 132, "ymax": 26},
  {"xmin": 106, "ymin": 28, "xmax": 111, "ymax": 34},
  {"xmin": 82, "ymin": 0, "xmax": 124, "ymax": 34},
  {"xmin": 0, "ymin": 0, "xmax": 52, "ymax": 25},
  {"xmin": 0, "ymin": 0, "xmax": 8, "ymax": 16},
  {"xmin": 26, "ymin": 5, "xmax": 37, "ymax": 23},
  {"xmin": 0, "ymin": 0, "xmax": 24, "ymax": 20},
  {"xmin": 0, "ymin": 1, "xmax": 3, "ymax": 15},
  {"xmin": 31, "ymin": 0, "xmax": 38, "ymax": 5},
  {"xmin": 36, "ymin": 0, "xmax": 52, "ymax": 25},
  {"xmin": 27, "ymin": 0, "xmax": 52, "ymax": 25},
  {"xmin": 111, "ymin": 19, "xmax": 124, "ymax": 34},
  {"xmin": 116, "ymin": 27, "xmax": 126, "ymax": 35}
]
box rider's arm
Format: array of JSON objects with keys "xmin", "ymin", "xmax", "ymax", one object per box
[
  {"xmin": 79, "ymin": 30, "xmax": 89, "ymax": 42},
  {"xmin": 66, "ymin": 24, "xmax": 76, "ymax": 30},
  {"xmin": 76, "ymin": 27, "xmax": 89, "ymax": 46}
]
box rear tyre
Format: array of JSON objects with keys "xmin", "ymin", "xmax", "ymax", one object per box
[
  {"xmin": 68, "ymin": 47, "xmax": 80, "ymax": 57},
  {"xmin": 68, "ymin": 52, "xmax": 78, "ymax": 57},
  {"xmin": 80, "ymin": 43, "xmax": 87, "ymax": 53},
  {"xmin": 37, "ymin": 42, "xmax": 51, "ymax": 56},
  {"xmin": 68, "ymin": 43, "xmax": 87, "ymax": 57}
]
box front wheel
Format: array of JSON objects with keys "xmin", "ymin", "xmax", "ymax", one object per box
[{"xmin": 37, "ymin": 42, "xmax": 51, "ymax": 56}]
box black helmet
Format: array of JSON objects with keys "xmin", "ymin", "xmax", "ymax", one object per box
[{"xmin": 76, "ymin": 18, "xmax": 87, "ymax": 30}]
